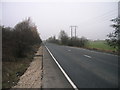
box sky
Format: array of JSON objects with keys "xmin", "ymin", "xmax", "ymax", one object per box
[{"xmin": 1, "ymin": 0, "xmax": 119, "ymax": 40}]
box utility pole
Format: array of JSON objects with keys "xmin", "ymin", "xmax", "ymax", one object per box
[
  {"xmin": 74, "ymin": 26, "xmax": 77, "ymax": 39},
  {"xmin": 70, "ymin": 26, "xmax": 73, "ymax": 39},
  {"xmin": 118, "ymin": 1, "xmax": 120, "ymax": 18},
  {"xmin": 70, "ymin": 26, "xmax": 78, "ymax": 39}
]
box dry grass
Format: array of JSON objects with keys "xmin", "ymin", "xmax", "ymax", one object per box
[{"xmin": 2, "ymin": 44, "xmax": 40, "ymax": 89}]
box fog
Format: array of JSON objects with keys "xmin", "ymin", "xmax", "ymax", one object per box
[{"xmin": 1, "ymin": 1, "xmax": 118, "ymax": 40}]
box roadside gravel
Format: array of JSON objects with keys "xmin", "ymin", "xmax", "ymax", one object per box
[{"xmin": 13, "ymin": 46, "xmax": 43, "ymax": 88}]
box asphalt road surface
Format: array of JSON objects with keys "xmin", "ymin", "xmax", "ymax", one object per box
[
  {"xmin": 45, "ymin": 43, "xmax": 118, "ymax": 88},
  {"xmin": 42, "ymin": 46, "xmax": 72, "ymax": 88}
]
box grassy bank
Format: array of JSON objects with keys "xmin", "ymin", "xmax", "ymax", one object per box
[
  {"xmin": 86, "ymin": 40, "xmax": 117, "ymax": 53},
  {"xmin": 2, "ymin": 44, "xmax": 40, "ymax": 88}
]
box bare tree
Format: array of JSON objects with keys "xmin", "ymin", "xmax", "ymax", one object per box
[
  {"xmin": 59, "ymin": 30, "xmax": 69, "ymax": 45},
  {"xmin": 2, "ymin": 17, "xmax": 42, "ymax": 61}
]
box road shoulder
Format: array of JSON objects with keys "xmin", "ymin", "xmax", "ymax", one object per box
[{"xmin": 42, "ymin": 46, "xmax": 72, "ymax": 88}]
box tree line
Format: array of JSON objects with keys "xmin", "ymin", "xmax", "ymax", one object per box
[
  {"xmin": 2, "ymin": 18, "xmax": 42, "ymax": 61},
  {"xmin": 47, "ymin": 17, "xmax": 120, "ymax": 53},
  {"xmin": 46, "ymin": 30, "xmax": 88, "ymax": 47}
]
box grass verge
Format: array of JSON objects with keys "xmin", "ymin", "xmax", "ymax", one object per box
[
  {"xmin": 2, "ymin": 44, "xmax": 40, "ymax": 89},
  {"xmin": 86, "ymin": 40, "xmax": 118, "ymax": 54}
]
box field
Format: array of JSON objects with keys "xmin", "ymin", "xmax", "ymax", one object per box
[{"xmin": 86, "ymin": 40, "xmax": 117, "ymax": 53}]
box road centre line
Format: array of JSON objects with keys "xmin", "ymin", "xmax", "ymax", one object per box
[
  {"xmin": 45, "ymin": 45, "xmax": 79, "ymax": 90},
  {"xmin": 67, "ymin": 46, "xmax": 118, "ymax": 57},
  {"xmin": 68, "ymin": 49, "xmax": 71, "ymax": 52},
  {"xmin": 84, "ymin": 55, "xmax": 92, "ymax": 58}
]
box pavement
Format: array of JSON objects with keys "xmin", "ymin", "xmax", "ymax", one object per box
[
  {"xmin": 42, "ymin": 46, "xmax": 73, "ymax": 88},
  {"xmin": 44, "ymin": 43, "xmax": 119, "ymax": 88}
]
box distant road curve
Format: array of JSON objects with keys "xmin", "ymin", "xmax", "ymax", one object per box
[{"xmin": 45, "ymin": 43, "xmax": 118, "ymax": 88}]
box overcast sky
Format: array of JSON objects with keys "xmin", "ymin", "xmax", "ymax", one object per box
[{"xmin": 1, "ymin": 0, "xmax": 118, "ymax": 40}]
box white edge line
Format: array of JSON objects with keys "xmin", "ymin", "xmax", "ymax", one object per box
[
  {"xmin": 84, "ymin": 55, "xmax": 92, "ymax": 58},
  {"xmin": 45, "ymin": 45, "xmax": 79, "ymax": 90}
]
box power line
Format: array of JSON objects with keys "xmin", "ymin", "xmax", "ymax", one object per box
[
  {"xmin": 76, "ymin": 9, "xmax": 118, "ymax": 33},
  {"xmin": 78, "ymin": 9, "xmax": 118, "ymax": 28},
  {"xmin": 79, "ymin": 8, "xmax": 118, "ymax": 25}
]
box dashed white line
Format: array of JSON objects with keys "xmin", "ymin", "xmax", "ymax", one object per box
[
  {"xmin": 67, "ymin": 46, "xmax": 118, "ymax": 57},
  {"xmin": 45, "ymin": 45, "xmax": 79, "ymax": 90},
  {"xmin": 84, "ymin": 55, "xmax": 92, "ymax": 58},
  {"xmin": 68, "ymin": 50, "xmax": 71, "ymax": 52}
]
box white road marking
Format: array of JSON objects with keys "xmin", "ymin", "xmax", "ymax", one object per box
[
  {"xmin": 45, "ymin": 45, "xmax": 78, "ymax": 90},
  {"xmin": 67, "ymin": 46, "xmax": 118, "ymax": 57},
  {"xmin": 84, "ymin": 55, "xmax": 92, "ymax": 58},
  {"xmin": 68, "ymin": 50, "xmax": 71, "ymax": 52},
  {"xmin": 89, "ymin": 50, "xmax": 118, "ymax": 57}
]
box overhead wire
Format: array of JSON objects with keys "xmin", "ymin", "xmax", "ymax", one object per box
[
  {"xmin": 78, "ymin": 8, "xmax": 118, "ymax": 29},
  {"xmin": 79, "ymin": 8, "xmax": 118, "ymax": 25},
  {"xmin": 78, "ymin": 8, "xmax": 120, "ymax": 28}
]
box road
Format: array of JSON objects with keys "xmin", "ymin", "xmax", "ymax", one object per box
[
  {"xmin": 42, "ymin": 46, "xmax": 72, "ymax": 88},
  {"xmin": 45, "ymin": 43, "xmax": 118, "ymax": 88}
]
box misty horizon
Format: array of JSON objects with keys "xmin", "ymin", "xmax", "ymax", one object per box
[{"xmin": 1, "ymin": 1, "xmax": 118, "ymax": 40}]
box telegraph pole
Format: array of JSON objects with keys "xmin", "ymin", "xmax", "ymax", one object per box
[
  {"xmin": 70, "ymin": 26, "xmax": 78, "ymax": 39},
  {"xmin": 70, "ymin": 26, "xmax": 73, "ymax": 39},
  {"xmin": 74, "ymin": 26, "xmax": 77, "ymax": 39}
]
